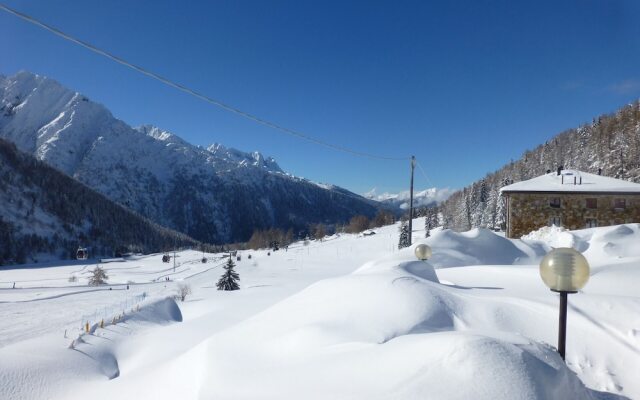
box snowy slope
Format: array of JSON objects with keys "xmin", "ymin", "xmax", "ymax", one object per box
[
  {"xmin": 1, "ymin": 221, "xmax": 638, "ymax": 399},
  {"xmin": 0, "ymin": 71, "xmax": 379, "ymax": 243}
]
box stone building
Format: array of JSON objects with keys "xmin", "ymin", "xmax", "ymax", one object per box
[{"xmin": 501, "ymin": 170, "xmax": 640, "ymax": 238}]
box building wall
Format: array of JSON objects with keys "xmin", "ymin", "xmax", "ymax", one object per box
[{"xmin": 505, "ymin": 193, "xmax": 640, "ymax": 238}]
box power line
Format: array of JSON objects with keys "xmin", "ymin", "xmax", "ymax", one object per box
[
  {"xmin": 415, "ymin": 159, "xmax": 436, "ymax": 188},
  {"xmin": 0, "ymin": 2, "xmax": 406, "ymax": 161}
]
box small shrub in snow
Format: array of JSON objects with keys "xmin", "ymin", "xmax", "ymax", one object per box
[
  {"xmin": 217, "ymin": 256, "xmax": 240, "ymax": 291},
  {"xmin": 88, "ymin": 265, "xmax": 108, "ymax": 286},
  {"xmin": 68, "ymin": 275, "xmax": 78, "ymax": 283},
  {"xmin": 176, "ymin": 283, "xmax": 192, "ymax": 302}
]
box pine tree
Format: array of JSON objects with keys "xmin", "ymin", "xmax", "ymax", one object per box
[
  {"xmin": 424, "ymin": 205, "xmax": 440, "ymax": 237},
  {"xmin": 431, "ymin": 205, "xmax": 440, "ymax": 229},
  {"xmin": 425, "ymin": 208, "xmax": 433, "ymax": 238},
  {"xmin": 217, "ymin": 255, "xmax": 240, "ymax": 291},
  {"xmin": 398, "ymin": 221, "xmax": 410, "ymax": 249}
]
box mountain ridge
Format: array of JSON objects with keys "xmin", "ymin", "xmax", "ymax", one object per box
[{"xmin": 0, "ymin": 71, "xmax": 381, "ymax": 244}]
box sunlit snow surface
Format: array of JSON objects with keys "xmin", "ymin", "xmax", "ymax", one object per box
[{"xmin": 1, "ymin": 221, "xmax": 639, "ymax": 399}]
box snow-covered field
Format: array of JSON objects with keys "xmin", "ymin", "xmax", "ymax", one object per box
[{"xmin": 1, "ymin": 220, "xmax": 639, "ymax": 399}]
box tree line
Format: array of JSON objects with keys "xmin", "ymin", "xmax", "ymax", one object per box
[{"xmin": 244, "ymin": 210, "xmax": 397, "ymax": 250}]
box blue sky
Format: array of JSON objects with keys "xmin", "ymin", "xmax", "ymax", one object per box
[{"xmin": 1, "ymin": 0, "xmax": 640, "ymax": 194}]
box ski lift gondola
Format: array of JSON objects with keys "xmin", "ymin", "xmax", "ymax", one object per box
[{"xmin": 76, "ymin": 247, "xmax": 88, "ymax": 260}]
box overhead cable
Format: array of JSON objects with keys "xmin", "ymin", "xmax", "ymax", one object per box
[
  {"xmin": 0, "ymin": 3, "xmax": 406, "ymax": 161},
  {"xmin": 416, "ymin": 160, "xmax": 436, "ymax": 188}
]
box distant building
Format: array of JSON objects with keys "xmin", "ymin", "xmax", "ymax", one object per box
[{"xmin": 501, "ymin": 169, "xmax": 640, "ymax": 238}]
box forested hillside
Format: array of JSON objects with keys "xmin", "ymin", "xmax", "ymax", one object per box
[
  {"xmin": 0, "ymin": 138, "xmax": 198, "ymax": 265},
  {"xmin": 439, "ymin": 101, "xmax": 640, "ymax": 232}
]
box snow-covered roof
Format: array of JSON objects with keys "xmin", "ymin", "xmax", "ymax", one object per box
[{"xmin": 500, "ymin": 170, "xmax": 640, "ymax": 194}]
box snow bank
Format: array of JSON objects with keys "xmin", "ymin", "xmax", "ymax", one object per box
[
  {"xmin": 585, "ymin": 223, "xmax": 640, "ymax": 259},
  {"xmin": 199, "ymin": 256, "xmax": 595, "ymax": 399},
  {"xmin": 521, "ymin": 225, "xmax": 588, "ymax": 251},
  {"xmin": 0, "ymin": 297, "xmax": 183, "ymax": 400},
  {"xmin": 128, "ymin": 296, "xmax": 183, "ymax": 324},
  {"xmin": 425, "ymin": 228, "xmax": 547, "ymax": 268},
  {"xmin": 521, "ymin": 223, "xmax": 640, "ymax": 260}
]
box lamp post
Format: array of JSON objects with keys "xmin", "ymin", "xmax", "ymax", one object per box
[
  {"xmin": 539, "ymin": 247, "xmax": 590, "ymax": 360},
  {"xmin": 414, "ymin": 244, "xmax": 432, "ymax": 261}
]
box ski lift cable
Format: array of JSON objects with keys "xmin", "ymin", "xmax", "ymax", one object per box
[{"xmin": 0, "ymin": 3, "xmax": 407, "ymax": 162}]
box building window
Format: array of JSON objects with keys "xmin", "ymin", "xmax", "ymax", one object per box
[
  {"xmin": 549, "ymin": 197, "xmax": 561, "ymax": 208},
  {"xmin": 585, "ymin": 218, "xmax": 598, "ymax": 228},
  {"xmin": 614, "ymin": 199, "xmax": 626, "ymax": 210},
  {"xmin": 549, "ymin": 216, "xmax": 561, "ymax": 227},
  {"xmin": 586, "ymin": 198, "xmax": 597, "ymax": 209}
]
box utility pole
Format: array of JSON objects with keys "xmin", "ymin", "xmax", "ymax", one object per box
[{"xmin": 408, "ymin": 155, "xmax": 416, "ymax": 246}]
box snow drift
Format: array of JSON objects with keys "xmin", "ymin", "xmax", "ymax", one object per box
[{"xmin": 199, "ymin": 251, "xmax": 596, "ymax": 399}]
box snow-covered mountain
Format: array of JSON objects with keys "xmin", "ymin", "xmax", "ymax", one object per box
[
  {"xmin": 364, "ymin": 187, "xmax": 454, "ymax": 210},
  {"xmin": 0, "ymin": 71, "xmax": 379, "ymax": 243}
]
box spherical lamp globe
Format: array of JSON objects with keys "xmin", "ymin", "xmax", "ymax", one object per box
[
  {"xmin": 539, "ymin": 247, "xmax": 590, "ymax": 292},
  {"xmin": 414, "ymin": 244, "xmax": 432, "ymax": 261}
]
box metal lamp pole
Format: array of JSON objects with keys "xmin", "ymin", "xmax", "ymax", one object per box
[
  {"xmin": 408, "ymin": 155, "xmax": 415, "ymax": 246},
  {"xmin": 554, "ymin": 289, "xmax": 576, "ymax": 359},
  {"xmin": 539, "ymin": 248, "xmax": 590, "ymax": 360}
]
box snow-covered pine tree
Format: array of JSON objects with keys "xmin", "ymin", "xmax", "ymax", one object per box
[
  {"xmin": 425, "ymin": 207, "xmax": 436, "ymax": 237},
  {"xmin": 473, "ymin": 179, "xmax": 488, "ymax": 227},
  {"xmin": 217, "ymin": 255, "xmax": 240, "ymax": 291},
  {"xmin": 424, "ymin": 209, "xmax": 431, "ymax": 238},
  {"xmin": 430, "ymin": 205, "xmax": 439, "ymax": 230},
  {"xmin": 398, "ymin": 221, "xmax": 410, "ymax": 249}
]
